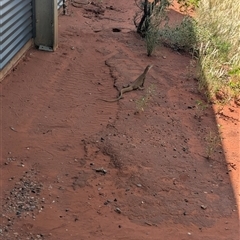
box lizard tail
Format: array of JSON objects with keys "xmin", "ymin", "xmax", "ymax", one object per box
[{"xmin": 98, "ymin": 92, "xmax": 123, "ymax": 102}]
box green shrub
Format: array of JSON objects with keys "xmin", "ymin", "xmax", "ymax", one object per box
[
  {"xmin": 145, "ymin": 24, "xmax": 160, "ymax": 56},
  {"xmin": 134, "ymin": 0, "xmax": 173, "ymax": 56},
  {"xmin": 177, "ymin": 0, "xmax": 200, "ymax": 11},
  {"xmin": 196, "ymin": 0, "xmax": 240, "ymax": 101},
  {"xmin": 159, "ymin": 16, "xmax": 196, "ymax": 52},
  {"xmin": 135, "ymin": 0, "xmax": 239, "ymax": 102}
]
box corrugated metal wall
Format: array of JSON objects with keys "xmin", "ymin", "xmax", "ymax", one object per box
[
  {"xmin": 57, "ymin": 0, "xmax": 64, "ymax": 9},
  {"xmin": 0, "ymin": 0, "xmax": 33, "ymax": 70}
]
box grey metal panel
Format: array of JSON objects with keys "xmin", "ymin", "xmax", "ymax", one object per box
[
  {"xmin": 35, "ymin": 0, "xmax": 58, "ymax": 50},
  {"xmin": 57, "ymin": 0, "xmax": 63, "ymax": 9},
  {"xmin": 0, "ymin": 0, "xmax": 33, "ymax": 70}
]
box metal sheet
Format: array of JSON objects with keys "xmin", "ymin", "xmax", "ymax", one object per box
[
  {"xmin": 35, "ymin": 0, "xmax": 58, "ymax": 50},
  {"xmin": 57, "ymin": 0, "xmax": 64, "ymax": 9},
  {"xmin": 0, "ymin": 0, "xmax": 33, "ymax": 70}
]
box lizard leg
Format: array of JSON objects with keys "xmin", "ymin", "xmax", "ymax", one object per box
[{"xmin": 122, "ymin": 83, "xmax": 130, "ymax": 88}]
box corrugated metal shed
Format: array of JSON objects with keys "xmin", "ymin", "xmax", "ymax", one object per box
[
  {"xmin": 0, "ymin": 0, "xmax": 33, "ymax": 70},
  {"xmin": 57, "ymin": 0, "xmax": 64, "ymax": 9}
]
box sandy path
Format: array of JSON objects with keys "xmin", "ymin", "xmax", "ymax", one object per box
[{"xmin": 0, "ymin": 1, "xmax": 239, "ymax": 239}]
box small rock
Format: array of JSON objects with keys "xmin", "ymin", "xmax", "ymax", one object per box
[
  {"xmin": 93, "ymin": 28, "xmax": 102, "ymax": 33},
  {"xmin": 201, "ymin": 205, "xmax": 207, "ymax": 210},
  {"xmin": 145, "ymin": 222, "xmax": 152, "ymax": 226},
  {"xmin": 104, "ymin": 200, "xmax": 111, "ymax": 205},
  {"xmin": 94, "ymin": 168, "xmax": 107, "ymax": 174},
  {"xmin": 115, "ymin": 207, "xmax": 121, "ymax": 214},
  {"xmin": 112, "ymin": 28, "xmax": 121, "ymax": 32}
]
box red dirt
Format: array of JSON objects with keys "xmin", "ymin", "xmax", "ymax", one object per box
[{"xmin": 0, "ymin": 1, "xmax": 239, "ymax": 239}]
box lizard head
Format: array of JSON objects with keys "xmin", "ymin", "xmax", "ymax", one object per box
[
  {"xmin": 145, "ymin": 64, "xmax": 153, "ymax": 73},
  {"xmin": 147, "ymin": 64, "xmax": 153, "ymax": 70}
]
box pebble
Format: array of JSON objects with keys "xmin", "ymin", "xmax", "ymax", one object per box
[
  {"xmin": 201, "ymin": 205, "xmax": 207, "ymax": 210},
  {"xmin": 115, "ymin": 208, "xmax": 121, "ymax": 214}
]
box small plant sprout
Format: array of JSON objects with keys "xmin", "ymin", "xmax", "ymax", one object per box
[
  {"xmin": 135, "ymin": 84, "xmax": 155, "ymax": 113},
  {"xmin": 205, "ymin": 131, "xmax": 221, "ymax": 160},
  {"xmin": 194, "ymin": 100, "xmax": 209, "ymax": 121}
]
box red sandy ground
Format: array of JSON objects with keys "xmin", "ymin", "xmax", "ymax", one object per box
[{"xmin": 0, "ymin": 1, "xmax": 239, "ymax": 239}]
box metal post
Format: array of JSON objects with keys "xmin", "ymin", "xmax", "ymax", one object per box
[{"xmin": 34, "ymin": 0, "xmax": 58, "ymax": 51}]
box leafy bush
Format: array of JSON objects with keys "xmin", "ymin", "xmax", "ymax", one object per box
[
  {"xmin": 145, "ymin": 25, "xmax": 160, "ymax": 56},
  {"xmin": 134, "ymin": 0, "xmax": 173, "ymax": 56},
  {"xmin": 159, "ymin": 16, "xmax": 196, "ymax": 52}
]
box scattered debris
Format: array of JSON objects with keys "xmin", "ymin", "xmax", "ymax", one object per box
[{"xmin": 1, "ymin": 169, "xmax": 44, "ymax": 239}]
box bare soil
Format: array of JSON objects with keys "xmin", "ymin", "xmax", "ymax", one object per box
[{"xmin": 0, "ymin": 1, "xmax": 239, "ymax": 239}]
